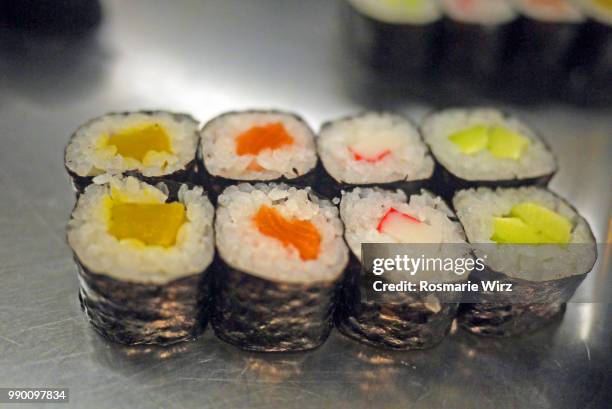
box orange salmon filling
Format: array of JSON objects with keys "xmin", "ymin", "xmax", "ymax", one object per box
[
  {"xmin": 107, "ymin": 124, "xmax": 172, "ymax": 162},
  {"xmin": 109, "ymin": 202, "xmax": 186, "ymax": 247},
  {"xmin": 253, "ymin": 205, "xmax": 321, "ymax": 261},
  {"xmin": 236, "ymin": 123, "xmax": 294, "ymax": 156}
]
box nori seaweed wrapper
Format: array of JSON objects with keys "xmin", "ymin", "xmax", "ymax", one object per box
[
  {"xmin": 565, "ymin": 19, "xmax": 612, "ymax": 106},
  {"xmin": 197, "ymin": 109, "xmax": 319, "ymax": 204},
  {"xmin": 428, "ymin": 161, "xmax": 555, "ymax": 201},
  {"xmin": 77, "ymin": 263, "xmax": 210, "ymax": 345},
  {"xmin": 315, "ymin": 162, "xmax": 432, "ymax": 200},
  {"xmin": 197, "ymin": 162, "xmax": 318, "ymax": 205},
  {"xmin": 211, "ymin": 257, "xmax": 342, "ymax": 352},
  {"xmin": 499, "ymin": 15, "xmax": 583, "ymax": 103},
  {"xmin": 457, "ymin": 266, "xmax": 586, "ymax": 337},
  {"xmin": 437, "ymin": 16, "xmax": 515, "ymax": 94},
  {"xmin": 335, "ymin": 254, "xmax": 461, "ymax": 350},
  {"xmin": 341, "ymin": 0, "xmax": 442, "ymax": 78},
  {"xmin": 65, "ymin": 110, "xmax": 201, "ymax": 194},
  {"xmin": 70, "ymin": 179, "xmax": 213, "ymax": 345}
]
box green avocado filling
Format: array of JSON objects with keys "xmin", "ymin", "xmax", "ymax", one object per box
[
  {"xmin": 491, "ymin": 202, "xmax": 572, "ymax": 244},
  {"xmin": 448, "ymin": 125, "xmax": 530, "ymax": 160}
]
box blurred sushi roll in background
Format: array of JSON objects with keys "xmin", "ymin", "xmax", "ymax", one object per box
[
  {"xmin": 212, "ymin": 183, "xmax": 348, "ymax": 352},
  {"xmin": 198, "ymin": 110, "xmax": 318, "ymax": 202},
  {"xmin": 316, "ymin": 112, "xmax": 434, "ymax": 198},
  {"xmin": 502, "ymin": 0, "xmax": 584, "ymax": 102},
  {"xmin": 65, "ymin": 111, "xmax": 200, "ymax": 193},
  {"xmin": 343, "ymin": 0, "xmax": 442, "ymax": 89},
  {"xmin": 453, "ymin": 186, "xmax": 597, "ymax": 337},
  {"xmin": 438, "ymin": 0, "xmax": 517, "ymax": 94},
  {"xmin": 421, "ymin": 108, "xmax": 556, "ymax": 199},
  {"xmin": 67, "ymin": 176, "xmax": 215, "ymax": 345},
  {"xmin": 565, "ymin": 0, "xmax": 612, "ymax": 105},
  {"xmin": 336, "ymin": 188, "xmax": 469, "ymax": 349}
]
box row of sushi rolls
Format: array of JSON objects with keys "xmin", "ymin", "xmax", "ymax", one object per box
[
  {"xmin": 64, "ymin": 107, "xmax": 597, "ymax": 351},
  {"xmin": 345, "ymin": 0, "xmax": 612, "ymax": 103}
]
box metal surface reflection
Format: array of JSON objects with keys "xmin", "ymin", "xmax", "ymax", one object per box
[{"xmin": 0, "ymin": 1, "xmax": 610, "ymax": 408}]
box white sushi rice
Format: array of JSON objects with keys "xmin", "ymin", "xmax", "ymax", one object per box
[
  {"xmin": 65, "ymin": 111, "xmax": 200, "ymax": 178},
  {"xmin": 318, "ymin": 112, "xmax": 435, "ymax": 184},
  {"xmin": 67, "ymin": 176, "xmax": 215, "ymax": 284},
  {"xmin": 340, "ymin": 188, "xmax": 469, "ymax": 283},
  {"xmin": 453, "ymin": 186, "xmax": 596, "ymax": 281},
  {"xmin": 576, "ymin": 0, "xmax": 612, "ymax": 25},
  {"xmin": 441, "ymin": 0, "xmax": 516, "ymax": 24},
  {"xmin": 422, "ymin": 108, "xmax": 556, "ymax": 181},
  {"xmin": 200, "ymin": 111, "xmax": 317, "ymax": 181},
  {"xmin": 215, "ymin": 183, "xmax": 348, "ymax": 284},
  {"xmin": 513, "ymin": 0, "xmax": 584, "ymax": 22},
  {"xmin": 348, "ymin": 0, "xmax": 441, "ymax": 24}
]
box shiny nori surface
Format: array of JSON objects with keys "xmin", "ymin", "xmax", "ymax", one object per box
[
  {"xmin": 457, "ymin": 266, "xmax": 586, "ymax": 337},
  {"xmin": 211, "ymin": 257, "xmax": 342, "ymax": 352},
  {"xmin": 335, "ymin": 254, "xmax": 460, "ymax": 350},
  {"xmin": 64, "ymin": 110, "xmax": 201, "ymax": 193},
  {"xmin": 77, "ymin": 262, "xmax": 211, "ymax": 346}
]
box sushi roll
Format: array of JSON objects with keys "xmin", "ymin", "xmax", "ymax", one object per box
[
  {"xmin": 198, "ymin": 110, "xmax": 318, "ymax": 202},
  {"xmin": 421, "ymin": 108, "xmax": 557, "ymax": 199},
  {"xmin": 212, "ymin": 183, "xmax": 348, "ymax": 352},
  {"xmin": 65, "ymin": 111, "xmax": 200, "ymax": 192},
  {"xmin": 67, "ymin": 176, "xmax": 215, "ymax": 345},
  {"xmin": 565, "ymin": 0, "xmax": 612, "ymax": 105},
  {"xmin": 342, "ymin": 0, "xmax": 442, "ymax": 76},
  {"xmin": 438, "ymin": 0, "xmax": 517, "ymax": 92},
  {"xmin": 453, "ymin": 186, "xmax": 597, "ymax": 337},
  {"xmin": 336, "ymin": 188, "xmax": 469, "ymax": 350},
  {"xmin": 317, "ymin": 112, "xmax": 435, "ymax": 198},
  {"xmin": 503, "ymin": 0, "xmax": 584, "ymax": 102}
]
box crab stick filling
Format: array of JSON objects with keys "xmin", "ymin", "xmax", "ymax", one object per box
[
  {"xmin": 491, "ymin": 202, "xmax": 572, "ymax": 244},
  {"xmin": 347, "ymin": 130, "xmax": 403, "ymax": 163},
  {"xmin": 377, "ymin": 208, "xmax": 441, "ymax": 243},
  {"xmin": 448, "ymin": 125, "xmax": 530, "ymax": 160},
  {"xmin": 108, "ymin": 201, "xmax": 186, "ymax": 248},
  {"xmin": 253, "ymin": 205, "xmax": 321, "ymax": 261},
  {"xmin": 105, "ymin": 123, "xmax": 172, "ymax": 162}
]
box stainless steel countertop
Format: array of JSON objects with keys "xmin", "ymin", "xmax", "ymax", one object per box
[{"xmin": 0, "ymin": 1, "xmax": 610, "ymax": 408}]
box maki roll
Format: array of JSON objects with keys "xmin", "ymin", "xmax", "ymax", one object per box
[
  {"xmin": 336, "ymin": 188, "xmax": 469, "ymax": 350},
  {"xmin": 343, "ymin": 0, "xmax": 442, "ymax": 76},
  {"xmin": 198, "ymin": 110, "xmax": 318, "ymax": 202},
  {"xmin": 566, "ymin": 0, "xmax": 612, "ymax": 105},
  {"xmin": 317, "ymin": 112, "xmax": 434, "ymax": 198},
  {"xmin": 421, "ymin": 108, "xmax": 557, "ymax": 199},
  {"xmin": 504, "ymin": 0, "xmax": 584, "ymax": 102},
  {"xmin": 67, "ymin": 176, "xmax": 215, "ymax": 345},
  {"xmin": 438, "ymin": 0, "xmax": 517, "ymax": 93},
  {"xmin": 65, "ymin": 111, "xmax": 200, "ymax": 192},
  {"xmin": 453, "ymin": 186, "xmax": 597, "ymax": 337},
  {"xmin": 212, "ymin": 183, "xmax": 348, "ymax": 352}
]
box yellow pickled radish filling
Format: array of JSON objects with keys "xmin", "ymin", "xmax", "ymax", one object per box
[
  {"xmin": 593, "ymin": 0, "xmax": 612, "ymax": 12},
  {"xmin": 106, "ymin": 123, "xmax": 172, "ymax": 162},
  {"xmin": 449, "ymin": 125, "xmax": 530, "ymax": 160},
  {"xmin": 491, "ymin": 202, "xmax": 572, "ymax": 244},
  {"xmin": 108, "ymin": 201, "xmax": 186, "ymax": 247}
]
